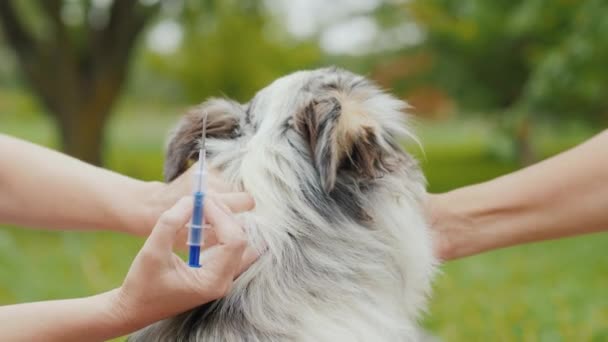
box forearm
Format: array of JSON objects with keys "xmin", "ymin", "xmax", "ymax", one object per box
[
  {"xmin": 0, "ymin": 290, "xmax": 135, "ymax": 342},
  {"xmin": 432, "ymin": 130, "xmax": 608, "ymax": 260},
  {"xmin": 0, "ymin": 196, "xmax": 256, "ymax": 342},
  {"xmin": 0, "ymin": 134, "xmax": 164, "ymax": 234}
]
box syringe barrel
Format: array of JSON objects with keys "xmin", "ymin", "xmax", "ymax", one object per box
[
  {"xmin": 188, "ymin": 245, "xmax": 201, "ymax": 268},
  {"xmin": 188, "ymin": 191, "xmax": 205, "ymax": 246}
]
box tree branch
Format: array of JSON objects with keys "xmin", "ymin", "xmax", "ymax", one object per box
[
  {"xmin": 39, "ymin": 0, "xmax": 68, "ymax": 41},
  {"xmin": 72, "ymin": 0, "xmax": 158, "ymax": 119},
  {"xmin": 93, "ymin": 0, "xmax": 160, "ymax": 80},
  {"xmin": 0, "ymin": 1, "xmax": 64, "ymax": 117},
  {"xmin": 38, "ymin": 0, "xmax": 77, "ymax": 76},
  {"xmin": 0, "ymin": 0, "xmax": 37, "ymax": 60},
  {"xmin": 106, "ymin": 0, "xmax": 159, "ymax": 50}
]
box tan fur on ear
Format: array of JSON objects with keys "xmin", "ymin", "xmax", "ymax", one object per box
[
  {"xmin": 164, "ymin": 99, "xmax": 243, "ymax": 182},
  {"xmin": 296, "ymin": 91, "xmax": 395, "ymax": 192},
  {"xmin": 333, "ymin": 92, "xmax": 378, "ymax": 153}
]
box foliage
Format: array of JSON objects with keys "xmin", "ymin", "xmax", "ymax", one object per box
[
  {"xmin": 143, "ymin": 0, "xmax": 321, "ymax": 104},
  {"xmin": 406, "ymin": 0, "xmax": 608, "ymax": 123},
  {"xmin": 522, "ymin": 0, "xmax": 608, "ymax": 121},
  {"xmin": 366, "ymin": 0, "xmax": 607, "ymax": 164}
]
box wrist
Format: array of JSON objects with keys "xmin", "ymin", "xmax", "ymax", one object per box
[
  {"xmin": 429, "ymin": 189, "xmax": 484, "ymax": 261},
  {"xmin": 142, "ymin": 181, "xmax": 170, "ymax": 234},
  {"xmin": 101, "ymin": 287, "xmax": 147, "ymax": 336},
  {"xmin": 435, "ymin": 181, "xmax": 523, "ymax": 260},
  {"xmin": 121, "ymin": 180, "xmax": 167, "ymax": 236},
  {"xmin": 79, "ymin": 288, "xmax": 142, "ymax": 341},
  {"xmin": 426, "ymin": 193, "xmax": 455, "ymax": 260}
]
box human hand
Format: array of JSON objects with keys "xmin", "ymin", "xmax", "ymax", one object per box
[
  {"xmin": 425, "ymin": 193, "xmax": 473, "ymax": 261},
  {"xmin": 137, "ymin": 163, "xmax": 254, "ymax": 237},
  {"xmin": 161, "ymin": 162, "xmax": 239, "ymax": 203},
  {"xmin": 111, "ymin": 196, "xmax": 257, "ymax": 331}
]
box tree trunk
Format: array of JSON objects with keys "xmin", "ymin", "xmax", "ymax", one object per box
[
  {"xmin": 0, "ymin": 1, "xmax": 158, "ymax": 166},
  {"xmin": 57, "ymin": 107, "xmax": 110, "ymax": 166},
  {"xmin": 53, "ymin": 71, "xmax": 123, "ymax": 166},
  {"xmin": 515, "ymin": 117, "xmax": 535, "ymax": 166}
]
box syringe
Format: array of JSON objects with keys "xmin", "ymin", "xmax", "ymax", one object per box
[{"xmin": 188, "ymin": 114, "xmax": 208, "ymax": 268}]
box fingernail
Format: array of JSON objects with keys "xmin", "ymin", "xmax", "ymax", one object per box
[{"xmin": 237, "ymin": 192, "xmax": 256, "ymax": 208}]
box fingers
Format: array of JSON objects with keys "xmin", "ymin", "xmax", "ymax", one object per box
[
  {"xmin": 172, "ymin": 162, "xmax": 233, "ymax": 194},
  {"xmin": 213, "ymin": 193, "xmax": 255, "ymax": 213},
  {"xmin": 145, "ymin": 197, "xmax": 193, "ymax": 255},
  {"xmin": 237, "ymin": 246, "xmax": 259, "ymax": 276},
  {"xmin": 205, "ymin": 199, "xmax": 247, "ymax": 246},
  {"xmin": 174, "ymin": 192, "xmax": 253, "ymax": 251},
  {"xmin": 199, "ymin": 244, "xmax": 259, "ymax": 281},
  {"xmin": 150, "ymin": 195, "xmax": 256, "ymax": 279},
  {"xmin": 207, "ymin": 168, "xmax": 233, "ymax": 193},
  {"xmin": 199, "ymin": 239, "xmax": 259, "ymax": 277},
  {"xmin": 198, "ymin": 199, "xmax": 248, "ymax": 280},
  {"xmin": 184, "ymin": 164, "xmax": 232, "ymax": 193},
  {"xmin": 173, "ymin": 163, "xmax": 254, "ymax": 212}
]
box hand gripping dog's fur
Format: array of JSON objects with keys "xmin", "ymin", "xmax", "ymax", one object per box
[{"xmin": 130, "ymin": 67, "xmax": 437, "ymax": 342}]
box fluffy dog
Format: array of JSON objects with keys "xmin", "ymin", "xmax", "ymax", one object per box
[{"xmin": 130, "ymin": 67, "xmax": 437, "ymax": 341}]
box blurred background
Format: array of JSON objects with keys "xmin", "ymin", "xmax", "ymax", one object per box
[{"xmin": 0, "ymin": 0, "xmax": 606, "ymax": 340}]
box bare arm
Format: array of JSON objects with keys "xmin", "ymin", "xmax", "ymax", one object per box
[
  {"xmin": 427, "ymin": 130, "xmax": 608, "ymax": 261},
  {"xmin": 0, "ymin": 290, "xmax": 122, "ymax": 342},
  {"xmin": 0, "ymin": 197, "xmax": 257, "ymax": 342},
  {"xmin": 0, "ymin": 134, "xmax": 251, "ymax": 236}
]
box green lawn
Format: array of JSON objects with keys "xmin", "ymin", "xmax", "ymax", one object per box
[{"xmin": 1, "ymin": 95, "xmax": 606, "ymax": 341}]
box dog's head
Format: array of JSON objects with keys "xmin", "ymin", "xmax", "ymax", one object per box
[{"xmin": 164, "ymin": 67, "xmax": 418, "ymax": 204}]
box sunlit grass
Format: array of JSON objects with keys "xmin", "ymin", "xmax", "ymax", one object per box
[{"xmin": 1, "ymin": 98, "xmax": 606, "ymax": 341}]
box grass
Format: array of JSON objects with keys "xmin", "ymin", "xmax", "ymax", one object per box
[{"xmin": 1, "ymin": 93, "xmax": 606, "ymax": 341}]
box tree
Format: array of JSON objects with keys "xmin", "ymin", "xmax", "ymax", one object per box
[
  {"xmin": 381, "ymin": 0, "xmax": 608, "ymax": 163},
  {"xmin": 0, "ymin": 0, "xmax": 159, "ymax": 165},
  {"xmin": 144, "ymin": 0, "xmax": 320, "ymax": 104}
]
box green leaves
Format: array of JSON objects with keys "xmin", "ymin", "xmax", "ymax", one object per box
[
  {"xmin": 144, "ymin": 0, "xmax": 321, "ymax": 103},
  {"xmin": 408, "ymin": 0, "xmax": 608, "ymax": 123}
]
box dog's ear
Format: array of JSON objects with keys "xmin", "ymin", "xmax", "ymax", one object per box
[
  {"xmin": 295, "ymin": 94, "xmax": 396, "ymax": 193},
  {"xmin": 164, "ymin": 98, "xmax": 243, "ymax": 182}
]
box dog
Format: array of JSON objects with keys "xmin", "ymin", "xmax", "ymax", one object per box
[{"xmin": 130, "ymin": 67, "xmax": 437, "ymax": 341}]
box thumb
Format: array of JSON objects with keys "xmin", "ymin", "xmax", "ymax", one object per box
[{"xmin": 144, "ymin": 196, "xmax": 193, "ymax": 256}]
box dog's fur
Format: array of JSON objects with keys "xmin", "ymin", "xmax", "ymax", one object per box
[{"xmin": 130, "ymin": 67, "xmax": 437, "ymax": 341}]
